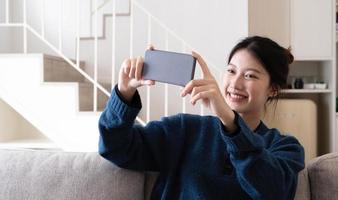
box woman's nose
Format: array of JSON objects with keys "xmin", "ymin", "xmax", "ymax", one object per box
[{"xmin": 229, "ymin": 75, "xmax": 244, "ymax": 89}]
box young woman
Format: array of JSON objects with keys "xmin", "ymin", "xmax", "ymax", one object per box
[{"xmin": 98, "ymin": 36, "xmax": 305, "ymax": 200}]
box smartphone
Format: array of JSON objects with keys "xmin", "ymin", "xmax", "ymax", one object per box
[{"xmin": 142, "ymin": 50, "xmax": 196, "ymax": 87}]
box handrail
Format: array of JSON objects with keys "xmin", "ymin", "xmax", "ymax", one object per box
[
  {"xmin": 91, "ymin": 0, "xmax": 130, "ymax": 16},
  {"xmin": 25, "ymin": 25, "xmax": 110, "ymax": 96},
  {"xmin": 91, "ymin": 0, "xmax": 111, "ymax": 15},
  {"xmin": 1, "ymin": 0, "xmax": 224, "ymax": 127},
  {"xmin": 4, "ymin": 22, "xmax": 146, "ymax": 125},
  {"xmin": 84, "ymin": 0, "xmax": 221, "ymax": 73},
  {"xmin": 24, "ymin": 23, "xmax": 146, "ymax": 126},
  {"xmin": 132, "ymin": 0, "xmax": 221, "ymax": 73}
]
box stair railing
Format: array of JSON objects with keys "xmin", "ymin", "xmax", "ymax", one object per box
[
  {"xmin": 0, "ymin": 0, "xmax": 223, "ymax": 126},
  {"xmin": 130, "ymin": 0, "xmax": 223, "ymax": 121}
]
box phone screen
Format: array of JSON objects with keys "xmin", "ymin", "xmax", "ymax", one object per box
[{"xmin": 142, "ymin": 50, "xmax": 196, "ymax": 86}]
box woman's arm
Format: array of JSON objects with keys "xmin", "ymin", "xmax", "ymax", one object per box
[
  {"xmin": 221, "ymin": 112, "xmax": 305, "ymax": 200},
  {"xmin": 99, "ymin": 85, "xmax": 180, "ymax": 171}
]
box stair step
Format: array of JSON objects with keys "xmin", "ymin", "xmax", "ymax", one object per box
[
  {"xmin": 43, "ymin": 54, "xmax": 86, "ymax": 82},
  {"xmin": 79, "ymin": 82, "xmax": 111, "ymax": 111},
  {"xmin": 42, "ymin": 54, "xmax": 112, "ymax": 112}
]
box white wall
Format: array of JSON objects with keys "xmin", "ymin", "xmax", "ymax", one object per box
[
  {"xmin": 0, "ymin": 0, "xmax": 22, "ymax": 53},
  {"xmin": 137, "ymin": 0, "xmax": 248, "ymax": 68},
  {"xmin": 0, "ymin": 98, "xmax": 44, "ymax": 142},
  {"xmin": 0, "ymin": 28, "xmax": 12, "ymax": 53},
  {"xmin": 0, "ymin": 0, "xmax": 249, "ymax": 134},
  {"xmin": 0, "ymin": 98, "xmax": 19, "ymax": 141},
  {"xmin": 1, "ymin": 0, "xmax": 249, "ymax": 119},
  {"xmin": 81, "ymin": 0, "xmax": 248, "ymax": 83},
  {"xmin": 3, "ymin": 0, "xmax": 248, "ymax": 76},
  {"xmin": 0, "ymin": 0, "xmax": 5, "ymax": 23}
]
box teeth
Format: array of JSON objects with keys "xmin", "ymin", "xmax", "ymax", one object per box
[{"xmin": 229, "ymin": 93, "xmax": 245, "ymax": 99}]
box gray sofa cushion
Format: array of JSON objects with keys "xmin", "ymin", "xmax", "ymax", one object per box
[
  {"xmin": 0, "ymin": 149, "xmax": 144, "ymax": 200},
  {"xmin": 308, "ymin": 153, "xmax": 338, "ymax": 200}
]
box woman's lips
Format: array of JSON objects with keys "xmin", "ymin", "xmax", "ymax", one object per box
[{"xmin": 227, "ymin": 92, "xmax": 248, "ymax": 103}]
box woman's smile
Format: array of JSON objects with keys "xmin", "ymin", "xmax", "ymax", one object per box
[{"xmin": 226, "ymin": 91, "xmax": 248, "ymax": 103}]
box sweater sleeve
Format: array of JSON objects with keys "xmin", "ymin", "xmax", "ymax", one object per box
[
  {"xmin": 220, "ymin": 112, "xmax": 305, "ymax": 200},
  {"xmin": 98, "ymin": 85, "xmax": 179, "ymax": 171}
]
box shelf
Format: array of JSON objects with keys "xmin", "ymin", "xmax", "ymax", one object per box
[
  {"xmin": 281, "ymin": 89, "xmax": 332, "ymax": 93},
  {"xmin": 0, "ymin": 138, "xmax": 60, "ymax": 150}
]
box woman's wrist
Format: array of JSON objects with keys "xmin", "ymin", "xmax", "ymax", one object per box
[
  {"xmin": 117, "ymin": 84, "xmax": 137, "ymax": 103},
  {"xmin": 220, "ymin": 110, "xmax": 238, "ymax": 134}
]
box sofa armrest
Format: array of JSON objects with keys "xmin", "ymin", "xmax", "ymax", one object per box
[
  {"xmin": 307, "ymin": 152, "xmax": 338, "ymax": 200},
  {"xmin": 294, "ymin": 168, "xmax": 311, "ymax": 200}
]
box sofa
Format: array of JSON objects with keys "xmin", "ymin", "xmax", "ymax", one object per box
[{"xmin": 0, "ymin": 149, "xmax": 337, "ymax": 200}]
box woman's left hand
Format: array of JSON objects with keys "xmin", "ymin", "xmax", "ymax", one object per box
[{"xmin": 180, "ymin": 51, "xmax": 236, "ymax": 132}]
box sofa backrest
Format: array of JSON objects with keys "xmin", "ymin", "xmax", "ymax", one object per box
[{"xmin": 0, "ymin": 149, "xmax": 145, "ymax": 200}]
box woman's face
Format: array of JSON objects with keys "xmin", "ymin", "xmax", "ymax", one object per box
[{"xmin": 223, "ymin": 49, "xmax": 274, "ymax": 117}]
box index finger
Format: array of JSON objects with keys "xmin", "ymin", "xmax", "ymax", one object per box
[
  {"xmin": 192, "ymin": 51, "xmax": 212, "ymax": 78},
  {"xmin": 147, "ymin": 44, "xmax": 155, "ymax": 50}
]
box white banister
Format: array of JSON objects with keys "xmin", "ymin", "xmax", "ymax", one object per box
[
  {"xmin": 25, "ymin": 25, "xmax": 110, "ymax": 95},
  {"xmin": 5, "ymin": 0, "xmax": 9, "ymax": 23},
  {"xmin": 200, "ymin": 61, "xmax": 204, "ymax": 116},
  {"xmin": 132, "ymin": 0, "xmax": 220, "ymax": 73},
  {"xmin": 146, "ymin": 13, "xmax": 151, "ymax": 123},
  {"xmin": 24, "ymin": 24, "xmax": 146, "ymax": 126},
  {"xmin": 93, "ymin": 0, "xmax": 98, "ymax": 111},
  {"xmin": 129, "ymin": 0, "xmax": 134, "ymax": 58},
  {"xmin": 182, "ymin": 43, "xmax": 186, "ymax": 114},
  {"xmin": 76, "ymin": 0, "xmax": 80, "ymax": 69},
  {"xmin": 58, "ymin": 0, "xmax": 63, "ymax": 51},
  {"xmin": 164, "ymin": 32, "xmax": 169, "ymax": 117},
  {"xmin": 111, "ymin": 0, "xmax": 116, "ymax": 88},
  {"xmin": 0, "ymin": 23, "xmax": 24, "ymax": 27},
  {"xmin": 3, "ymin": 0, "xmax": 225, "ymax": 126},
  {"xmin": 23, "ymin": 0, "xmax": 27, "ymax": 53},
  {"xmin": 164, "ymin": 85, "xmax": 169, "ymax": 116},
  {"xmin": 200, "ymin": 101, "xmax": 205, "ymax": 116},
  {"xmin": 89, "ymin": 0, "xmax": 93, "ymax": 36},
  {"xmin": 41, "ymin": 0, "xmax": 45, "ymax": 38}
]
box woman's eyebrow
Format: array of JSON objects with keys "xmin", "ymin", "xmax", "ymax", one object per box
[
  {"xmin": 228, "ymin": 63, "xmax": 263, "ymax": 74},
  {"xmin": 245, "ymin": 68, "xmax": 263, "ymax": 74},
  {"xmin": 228, "ymin": 63, "xmax": 237, "ymax": 68}
]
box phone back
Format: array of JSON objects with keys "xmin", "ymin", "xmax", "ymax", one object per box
[{"xmin": 143, "ymin": 50, "xmax": 196, "ymax": 86}]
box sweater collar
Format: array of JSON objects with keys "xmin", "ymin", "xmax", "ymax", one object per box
[{"xmin": 254, "ymin": 121, "xmax": 269, "ymax": 135}]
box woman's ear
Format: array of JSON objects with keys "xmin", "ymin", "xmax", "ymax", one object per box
[{"xmin": 268, "ymin": 86, "xmax": 278, "ymax": 98}]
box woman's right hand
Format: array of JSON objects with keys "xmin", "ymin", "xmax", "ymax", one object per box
[{"xmin": 118, "ymin": 49, "xmax": 155, "ymax": 102}]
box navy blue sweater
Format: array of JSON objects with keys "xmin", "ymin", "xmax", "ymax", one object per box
[{"xmin": 98, "ymin": 85, "xmax": 305, "ymax": 200}]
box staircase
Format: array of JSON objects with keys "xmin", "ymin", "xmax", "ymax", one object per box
[
  {"xmin": 0, "ymin": 54, "xmax": 101, "ymax": 151},
  {"xmin": 0, "ymin": 0, "xmax": 220, "ymax": 151},
  {"xmin": 43, "ymin": 54, "xmax": 110, "ymax": 111}
]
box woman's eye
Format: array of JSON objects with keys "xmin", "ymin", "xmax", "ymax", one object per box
[
  {"xmin": 245, "ymin": 74, "xmax": 258, "ymax": 79},
  {"xmin": 227, "ymin": 69, "xmax": 235, "ymax": 74}
]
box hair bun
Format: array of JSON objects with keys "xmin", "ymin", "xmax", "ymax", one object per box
[{"xmin": 286, "ymin": 47, "xmax": 294, "ymax": 64}]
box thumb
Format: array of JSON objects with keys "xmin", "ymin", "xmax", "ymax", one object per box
[{"xmin": 140, "ymin": 80, "xmax": 156, "ymax": 86}]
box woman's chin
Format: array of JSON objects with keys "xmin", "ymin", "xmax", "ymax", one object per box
[{"xmin": 226, "ymin": 100, "xmax": 245, "ymax": 111}]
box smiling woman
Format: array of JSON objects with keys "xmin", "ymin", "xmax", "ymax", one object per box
[
  {"xmin": 98, "ymin": 36, "xmax": 304, "ymax": 200},
  {"xmin": 223, "ymin": 36, "xmax": 293, "ymax": 130}
]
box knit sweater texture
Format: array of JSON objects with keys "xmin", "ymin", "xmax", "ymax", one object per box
[{"xmin": 98, "ymin": 85, "xmax": 305, "ymax": 200}]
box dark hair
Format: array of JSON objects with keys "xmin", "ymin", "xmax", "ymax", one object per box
[{"xmin": 227, "ymin": 36, "xmax": 293, "ymax": 103}]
